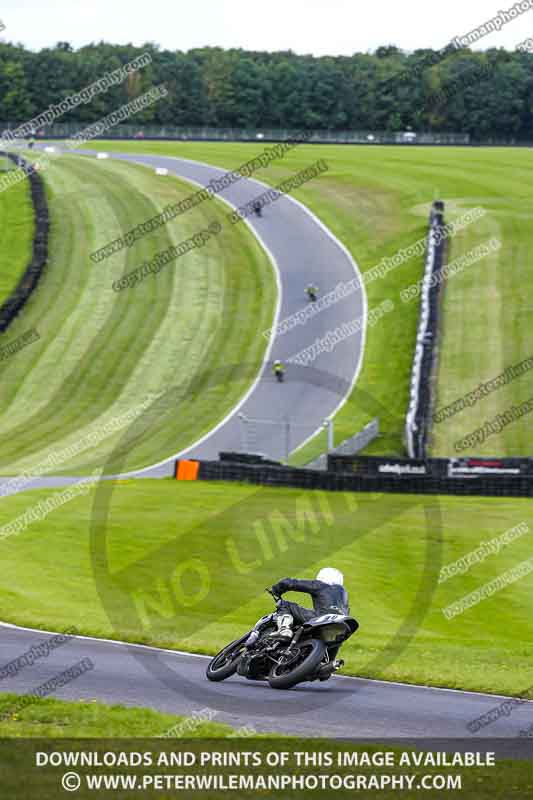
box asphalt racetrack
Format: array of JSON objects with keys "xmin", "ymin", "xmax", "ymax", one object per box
[{"xmin": 2, "ymin": 622, "xmax": 533, "ymax": 747}]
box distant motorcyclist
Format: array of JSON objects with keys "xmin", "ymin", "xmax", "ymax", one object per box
[
  {"xmin": 306, "ymin": 284, "xmax": 318, "ymax": 302},
  {"xmin": 253, "ymin": 200, "xmax": 262, "ymax": 218},
  {"xmin": 272, "ymin": 360, "xmax": 285, "ymax": 382},
  {"xmin": 270, "ymin": 567, "xmax": 349, "ymax": 642}
]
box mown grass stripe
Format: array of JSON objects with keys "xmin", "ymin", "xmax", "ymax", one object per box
[{"xmin": 0, "ymin": 154, "xmax": 275, "ymax": 474}]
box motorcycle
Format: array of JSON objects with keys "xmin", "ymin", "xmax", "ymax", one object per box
[
  {"xmin": 274, "ymin": 369, "xmax": 284, "ymax": 383},
  {"xmin": 306, "ymin": 289, "xmax": 317, "ymax": 302},
  {"xmin": 253, "ymin": 203, "xmax": 262, "ymax": 218},
  {"xmin": 206, "ymin": 589, "xmax": 358, "ymax": 690}
]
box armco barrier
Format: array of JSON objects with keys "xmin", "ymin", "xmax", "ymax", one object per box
[
  {"xmin": 306, "ymin": 419, "xmax": 379, "ymax": 471},
  {"xmin": 0, "ymin": 124, "xmax": 470, "ymax": 146},
  {"xmin": 405, "ymin": 201, "xmax": 446, "ymax": 459},
  {"xmin": 0, "ymin": 152, "xmax": 49, "ymax": 332},
  {"xmin": 176, "ymin": 455, "xmax": 533, "ymax": 498}
]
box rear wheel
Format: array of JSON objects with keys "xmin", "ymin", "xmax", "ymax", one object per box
[
  {"xmin": 206, "ymin": 638, "xmax": 248, "ymax": 682},
  {"xmin": 268, "ymin": 639, "xmax": 326, "ymax": 689}
]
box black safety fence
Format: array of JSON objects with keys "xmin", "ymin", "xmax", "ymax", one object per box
[
  {"xmin": 326, "ymin": 453, "xmax": 533, "ymax": 497},
  {"xmin": 177, "ymin": 453, "xmax": 533, "ymax": 498},
  {"xmin": 0, "ymin": 151, "xmax": 49, "ymax": 332},
  {"xmin": 405, "ymin": 201, "xmax": 446, "ymax": 459}
]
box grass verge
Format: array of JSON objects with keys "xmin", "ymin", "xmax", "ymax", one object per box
[{"xmin": 0, "ymin": 693, "xmax": 243, "ymax": 737}]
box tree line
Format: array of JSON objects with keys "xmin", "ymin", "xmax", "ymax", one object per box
[{"xmin": 0, "ymin": 41, "xmax": 532, "ymax": 138}]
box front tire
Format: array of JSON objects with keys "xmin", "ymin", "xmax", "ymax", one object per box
[
  {"xmin": 268, "ymin": 639, "xmax": 326, "ymax": 689},
  {"xmin": 206, "ymin": 637, "xmax": 248, "ymax": 682}
]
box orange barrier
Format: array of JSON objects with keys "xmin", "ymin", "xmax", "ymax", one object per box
[{"xmin": 175, "ymin": 460, "xmax": 200, "ymax": 480}]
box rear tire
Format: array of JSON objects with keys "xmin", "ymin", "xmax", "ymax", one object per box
[
  {"xmin": 206, "ymin": 637, "xmax": 248, "ymax": 682},
  {"xmin": 268, "ymin": 639, "xmax": 326, "ymax": 689}
]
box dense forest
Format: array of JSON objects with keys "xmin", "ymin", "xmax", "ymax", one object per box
[{"xmin": 0, "ymin": 41, "xmax": 532, "ymax": 137}]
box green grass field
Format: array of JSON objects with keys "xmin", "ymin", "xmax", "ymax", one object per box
[
  {"xmin": 79, "ymin": 141, "xmax": 533, "ymax": 460},
  {"xmin": 0, "ymin": 152, "xmax": 275, "ymax": 475},
  {"xmin": 0, "ymin": 693, "xmax": 241, "ymax": 737},
  {"xmin": 1, "ymin": 479, "xmax": 531, "ymax": 697},
  {"xmin": 432, "ymin": 187, "xmax": 532, "ymax": 457},
  {"xmin": 0, "ymin": 158, "xmax": 34, "ymax": 308}
]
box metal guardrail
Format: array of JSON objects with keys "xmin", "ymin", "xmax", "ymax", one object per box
[
  {"xmin": 0, "ymin": 123, "xmax": 471, "ymax": 145},
  {"xmin": 305, "ymin": 419, "xmax": 379, "ymax": 471},
  {"xmin": 405, "ymin": 202, "xmax": 446, "ymax": 458}
]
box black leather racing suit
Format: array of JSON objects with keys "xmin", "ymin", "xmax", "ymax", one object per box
[{"xmin": 271, "ymin": 577, "xmax": 350, "ymax": 626}]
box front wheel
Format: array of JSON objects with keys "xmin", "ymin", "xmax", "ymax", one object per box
[
  {"xmin": 206, "ymin": 637, "xmax": 248, "ymax": 682},
  {"xmin": 268, "ymin": 639, "xmax": 326, "ymax": 689}
]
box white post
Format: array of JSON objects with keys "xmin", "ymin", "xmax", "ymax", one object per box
[
  {"xmin": 238, "ymin": 413, "xmax": 248, "ymax": 453},
  {"xmin": 324, "ymin": 418, "xmax": 334, "ymax": 452}
]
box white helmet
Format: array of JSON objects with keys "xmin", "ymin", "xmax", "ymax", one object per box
[{"xmin": 316, "ymin": 567, "xmax": 344, "ymax": 586}]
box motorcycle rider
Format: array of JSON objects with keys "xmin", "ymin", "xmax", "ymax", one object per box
[
  {"xmin": 306, "ymin": 284, "xmax": 319, "ymax": 301},
  {"xmin": 270, "ymin": 567, "xmax": 349, "ymax": 641},
  {"xmin": 272, "ymin": 360, "xmax": 285, "ymax": 381},
  {"xmin": 253, "ymin": 200, "xmax": 262, "ymax": 217}
]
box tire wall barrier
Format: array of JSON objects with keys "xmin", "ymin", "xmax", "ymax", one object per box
[
  {"xmin": 405, "ymin": 201, "xmax": 446, "ymax": 459},
  {"xmin": 0, "ymin": 152, "xmax": 49, "ymax": 333},
  {"xmin": 176, "ymin": 455, "xmax": 533, "ymax": 498}
]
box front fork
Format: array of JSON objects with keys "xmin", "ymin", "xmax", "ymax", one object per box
[{"xmin": 285, "ymin": 626, "xmax": 303, "ymax": 653}]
